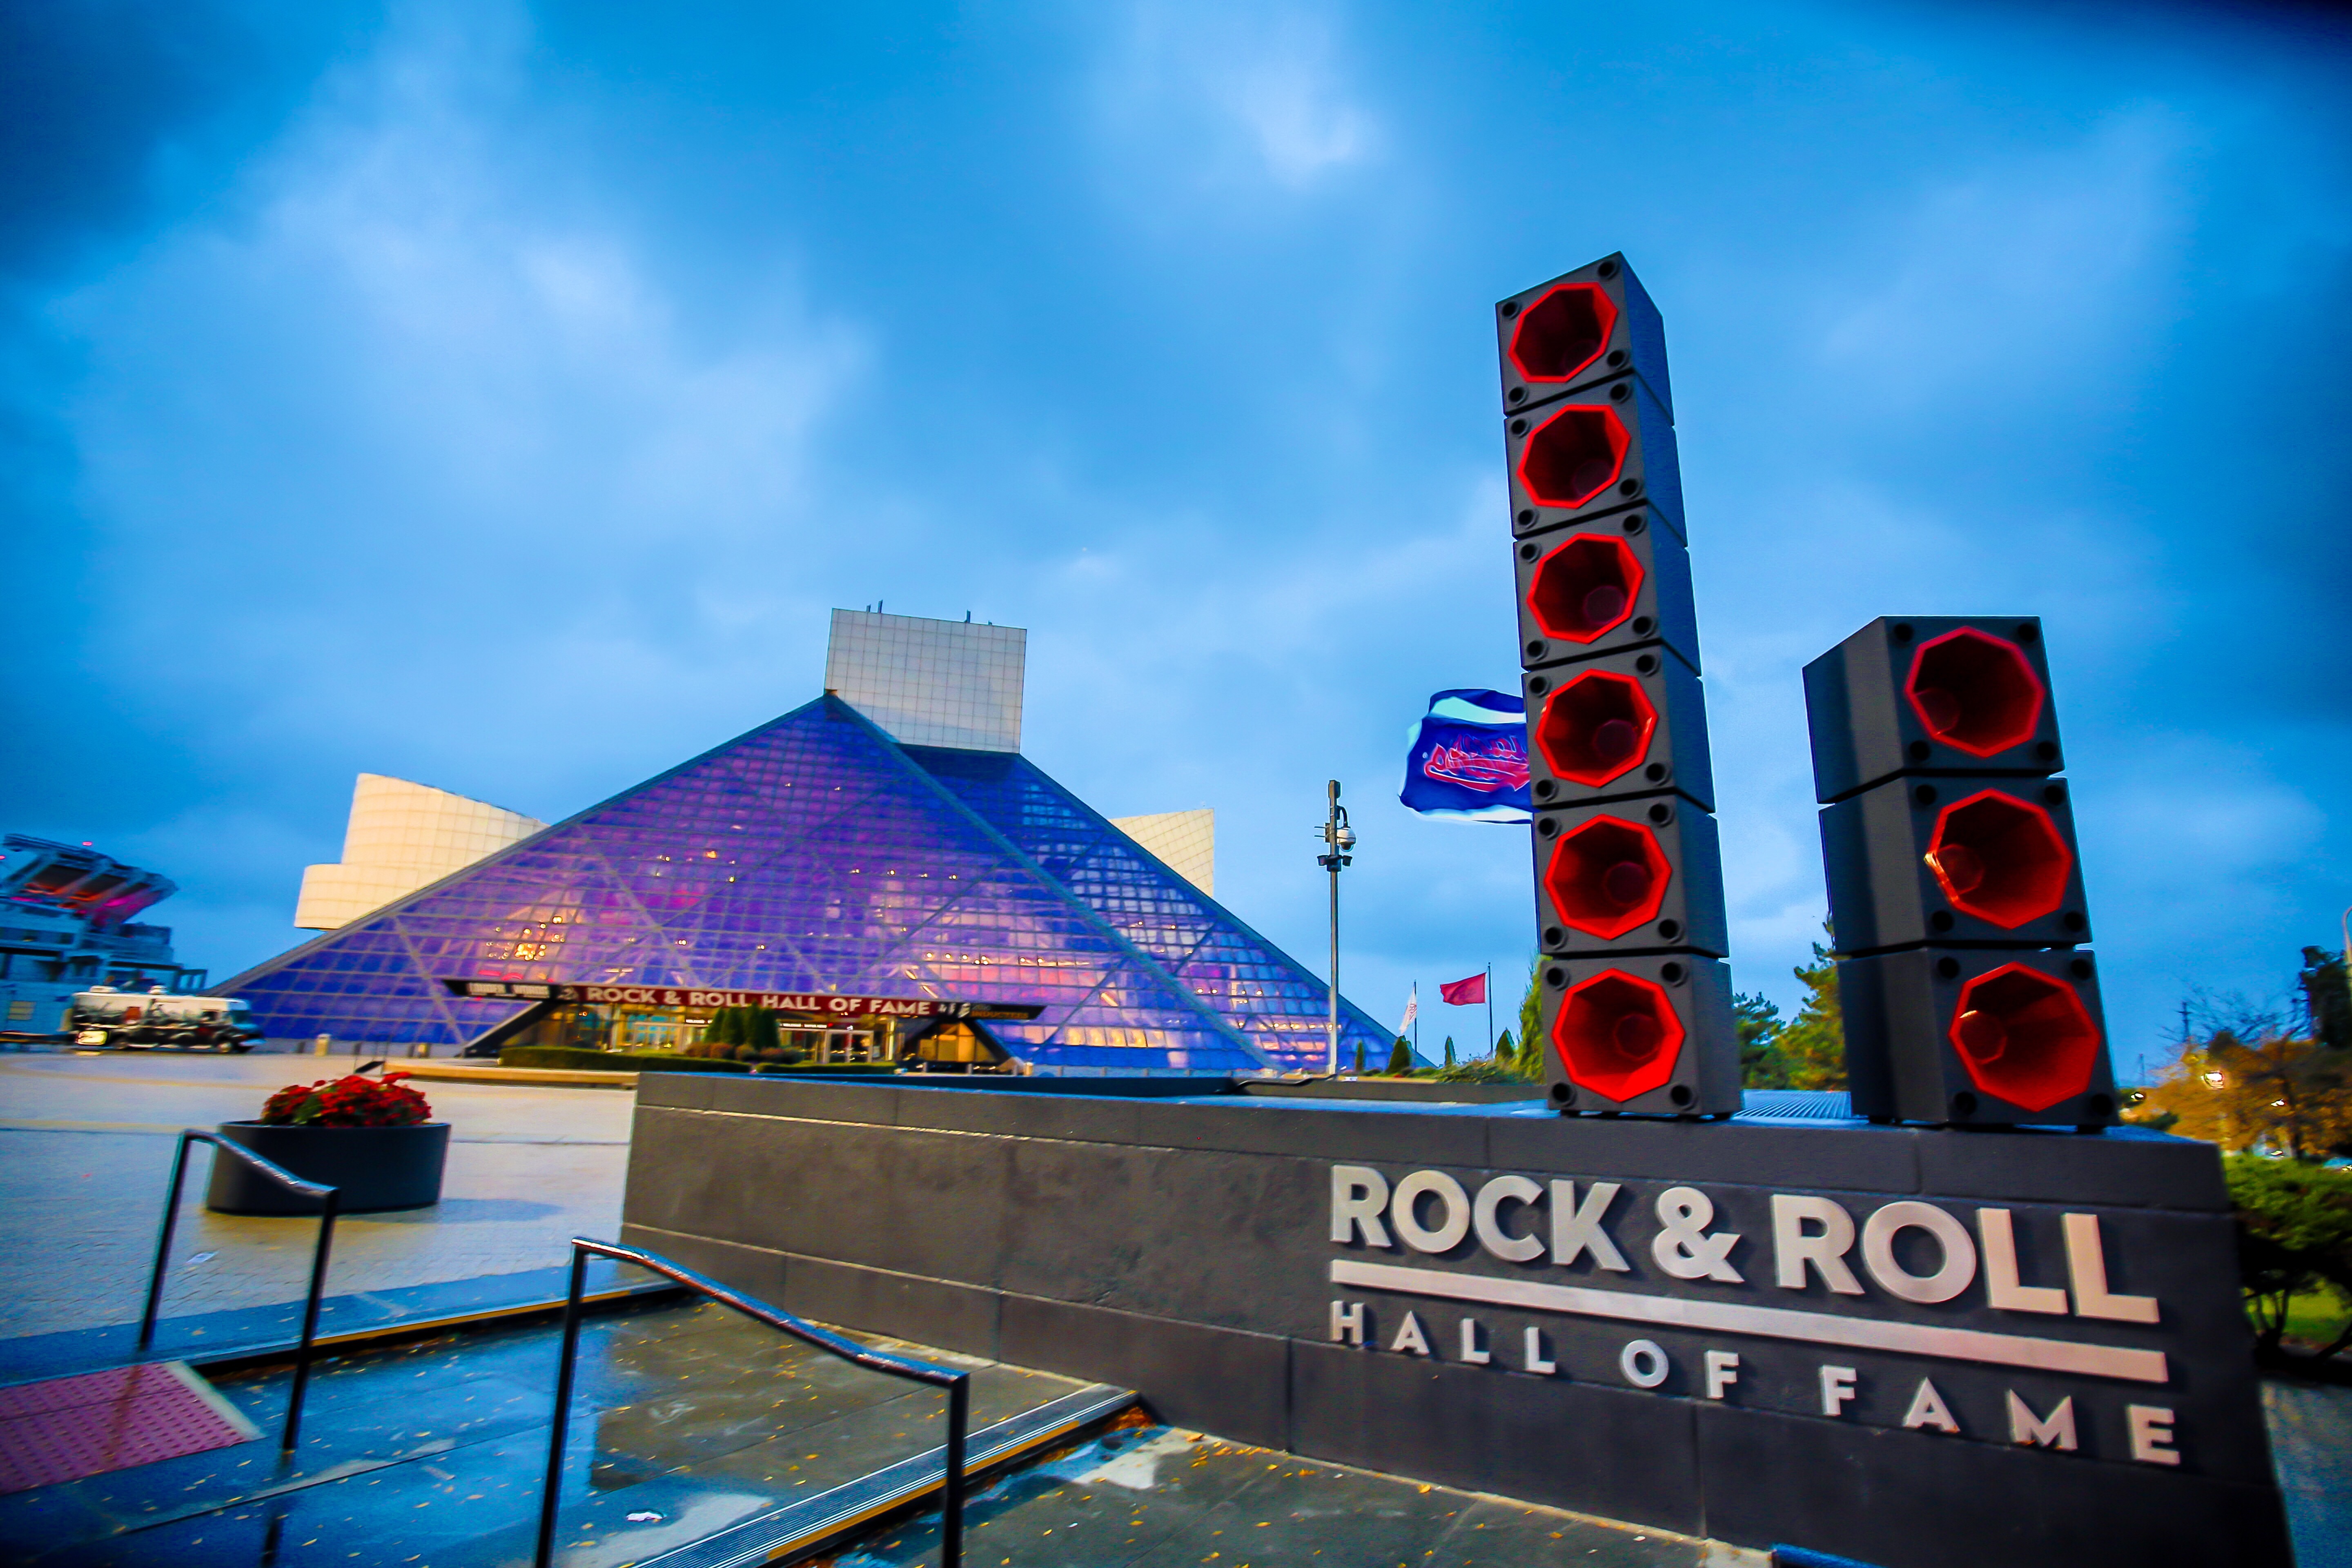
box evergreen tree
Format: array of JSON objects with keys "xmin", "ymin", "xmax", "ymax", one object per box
[
  {"xmin": 1443, "ymin": 1036, "xmax": 1457, "ymax": 1068},
  {"xmin": 1735, "ymin": 991, "xmax": 1788, "ymax": 1088},
  {"xmin": 1519, "ymin": 959, "xmax": 1542, "ymax": 1072},
  {"xmin": 2301, "ymin": 947, "xmax": 2351, "ymax": 1053},
  {"xmin": 751, "ymin": 1007, "xmax": 782, "ymax": 1055},
  {"xmin": 1353, "ymin": 1040, "xmax": 1366, "ymax": 1074},
  {"xmin": 1386, "ymin": 1035, "xmax": 1413, "ymax": 1074},
  {"xmin": 1493, "ymin": 1028, "xmax": 1515, "ymax": 1070},
  {"xmin": 1774, "ymin": 923, "xmax": 1847, "ymax": 1090}
]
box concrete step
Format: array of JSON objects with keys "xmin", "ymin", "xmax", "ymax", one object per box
[
  {"xmin": 0, "ymin": 1296, "xmax": 1125, "ymax": 1566},
  {"xmin": 816, "ymin": 1419, "xmax": 1769, "ymax": 1568}
]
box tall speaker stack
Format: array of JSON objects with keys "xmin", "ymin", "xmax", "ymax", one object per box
[
  {"xmin": 1496, "ymin": 254, "xmax": 1739, "ymax": 1116},
  {"xmin": 1804, "ymin": 617, "xmax": 2121, "ymax": 1127}
]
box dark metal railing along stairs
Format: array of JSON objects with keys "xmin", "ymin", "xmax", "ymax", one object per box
[
  {"xmin": 138, "ymin": 1130, "xmax": 339, "ymax": 1452},
  {"xmin": 539, "ymin": 1238, "xmax": 978, "ymax": 1568}
]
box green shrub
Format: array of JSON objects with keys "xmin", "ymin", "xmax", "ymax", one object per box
[
  {"xmin": 2227, "ymin": 1154, "xmax": 2352, "ymax": 1363},
  {"xmin": 1434, "ymin": 1058, "xmax": 1515, "ymax": 1084}
]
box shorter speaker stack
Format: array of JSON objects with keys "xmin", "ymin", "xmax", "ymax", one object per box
[{"xmin": 1803, "ymin": 617, "xmax": 2120, "ymax": 1127}]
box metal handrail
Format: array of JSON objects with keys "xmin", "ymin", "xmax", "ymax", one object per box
[
  {"xmin": 139, "ymin": 1130, "xmax": 340, "ymax": 1453},
  {"xmin": 537, "ymin": 1238, "xmax": 970, "ymax": 1568}
]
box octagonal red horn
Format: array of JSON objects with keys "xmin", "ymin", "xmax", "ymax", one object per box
[
  {"xmin": 1948, "ymin": 964, "xmax": 2101, "ymax": 1111},
  {"xmin": 1925, "ymin": 791, "xmax": 2071, "ymax": 928},
  {"xmin": 1528, "ymin": 534, "xmax": 1643, "ymax": 644},
  {"xmin": 1553, "ymin": 969, "xmax": 1683, "ymax": 1100},
  {"xmin": 1906, "ymin": 628, "xmax": 2045, "ymax": 757},
  {"xmin": 1509, "ymin": 283, "xmax": 1619, "ymax": 386},
  {"xmin": 1536, "ymin": 671, "xmax": 1656, "ymax": 787},
  {"xmin": 1518, "ymin": 405, "xmax": 1630, "ymax": 509},
  {"xmin": 1545, "ymin": 817, "xmax": 1670, "ymax": 939}
]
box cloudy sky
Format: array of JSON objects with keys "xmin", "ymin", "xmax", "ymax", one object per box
[{"xmin": 5, "ymin": 0, "xmax": 2348, "ymax": 1067}]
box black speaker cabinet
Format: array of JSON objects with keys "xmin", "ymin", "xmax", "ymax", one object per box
[{"xmin": 1841, "ymin": 946, "xmax": 2120, "ymax": 1128}]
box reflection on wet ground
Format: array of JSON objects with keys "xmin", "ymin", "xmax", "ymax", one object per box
[
  {"xmin": 832, "ymin": 1421, "xmax": 1750, "ymax": 1568},
  {"xmin": 0, "ymin": 1295, "xmax": 1082, "ymax": 1568},
  {"xmin": 7, "ymin": 1282, "xmax": 2347, "ymax": 1568}
]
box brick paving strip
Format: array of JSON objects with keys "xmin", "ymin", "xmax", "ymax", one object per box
[{"xmin": 0, "ymin": 1362, "xmax": 259, "ymax": 1493}]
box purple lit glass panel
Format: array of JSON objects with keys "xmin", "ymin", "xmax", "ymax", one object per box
[{"xmin": 222, "ymin": 699, "xmax": 1272, "ymax": 1072}]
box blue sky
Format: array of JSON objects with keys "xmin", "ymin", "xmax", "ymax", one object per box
[{"xmin": 5, "ymin": 0, "xmax": 2348, "ymax": 1068}]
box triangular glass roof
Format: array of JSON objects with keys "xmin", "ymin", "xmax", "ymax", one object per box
[
  {"xmin": 905, "ymin": 746, "xmax": 1388, "ymax": 1071},
  {"xmin": 222, "ymin": 697, "xmax": 1387, "ymax": 1074}
]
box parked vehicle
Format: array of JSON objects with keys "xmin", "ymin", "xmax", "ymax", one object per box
[{"xmin": 69, "ymin": 986, "xmax": 260, "ymax": 1052}]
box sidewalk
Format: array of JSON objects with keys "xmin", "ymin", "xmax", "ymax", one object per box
[{"xmin": 0, "ymin": 1053, "xmax": 632, "ymax": 1341}]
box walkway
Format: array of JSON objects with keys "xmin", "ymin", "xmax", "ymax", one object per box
[{"xmin": 0, "ymin": 1051, "xmax": 630, "ymax": 1340}]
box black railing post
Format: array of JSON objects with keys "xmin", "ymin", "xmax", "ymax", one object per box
[
  {"xmin": 942, "ymin": 1372, "xmax": 969, "ymax": 1568},
  {"xmin": 138, "ymin": 1132, "xmax": 199, "ymax": 1351},
  {"xmin": 281, "ymin": 1189, "xmax": 340, "ymax": 1452},
  {"xmin": 534, "ymin": 1247, "xmax": 592, "ymax": 1568},
  {"xmin": 138, "ymin": 1131, "xmax": 340, "ymax": 1452}
]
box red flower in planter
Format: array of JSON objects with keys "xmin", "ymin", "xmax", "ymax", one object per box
[{"xmin": 260, "ymin": 1072, "xmax": 432, "ymax": 1127}]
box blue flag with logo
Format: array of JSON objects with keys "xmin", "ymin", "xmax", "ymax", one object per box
[{"xmin": 1400, "ymin": 689, "xmax": 1532, "ymax": 822}]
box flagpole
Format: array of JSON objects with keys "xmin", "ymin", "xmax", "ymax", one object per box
[{"xmin": 1486, "ymin": 963, "xmax": 1494, "ymax": 1057}]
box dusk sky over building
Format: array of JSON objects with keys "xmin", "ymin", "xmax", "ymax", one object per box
[{"xmin": 5, "ymin": 0, "xmax": 2348, "ymax": 1064}]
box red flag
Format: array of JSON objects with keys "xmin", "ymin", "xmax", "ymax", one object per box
[{"xmin": 1439, "ymin": 973, "xmax": 1486, "ymax": 1006}]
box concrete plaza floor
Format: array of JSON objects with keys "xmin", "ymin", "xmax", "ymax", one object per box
[{"xmin": 0, "ymin": 1049, "xmax": 630, "ymax": 1340}]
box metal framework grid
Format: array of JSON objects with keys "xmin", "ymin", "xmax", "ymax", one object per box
[{"xmin": 221, "ymin": 697, "xmax": 1387, "ymax": 1074}]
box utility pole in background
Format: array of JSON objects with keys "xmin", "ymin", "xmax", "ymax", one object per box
[{"xmin": 1317, "ymin": 780, "xmax": 1354, "ymax": 1074}]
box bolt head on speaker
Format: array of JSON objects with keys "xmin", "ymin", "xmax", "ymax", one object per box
[
  {"xmin": 1523, "ymin": 644, "xmax": 1716, "ymax": 812},
  {"xmin": 1840, "ymin": 946, "xmax": 2119, "ymax": 1127},
  {"xmin": 1494, "ymin": 252, "xmax": 1677, "ymax": 424},
  {"xmin": 1538, "ymin": 952, "xmax": 1740, "ymax": 1116},
  {"xmin": 1804, "ymin": 616, "xmax": 2065, "ymax": 803},
  {"xmin": 1533, "ymin": 796, "xmax": 1729, "ymax": 958},
  {"xmin": 1504, "ymin": 373, "xmax": 1686, "ymax": 543},
  {"xmin": 1514, "ymin": 510, "xmax": 1700, "ymax": 675},
  {"xmin": 1820, "ymin": 776, "xmax": 2093, "ymax": 955}
]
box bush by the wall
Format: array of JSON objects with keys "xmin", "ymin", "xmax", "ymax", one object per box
[
  {"xmin": 2228, "ymin": 1154, "xmax": 2352, "ymax": 1366},
  {"xmin": 501, "ymin": 1046, "xmax": 749, "ymax": 1074}
]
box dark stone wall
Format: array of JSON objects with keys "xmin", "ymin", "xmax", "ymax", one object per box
[{"xmin": 621, "ymin": 1074, "xmax": 2291, "ymax": 1568}]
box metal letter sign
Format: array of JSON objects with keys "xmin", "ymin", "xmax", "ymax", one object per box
[{"xmin": 1325, "ymin": 1160, "xmax": 2179, "ymax": 1456}]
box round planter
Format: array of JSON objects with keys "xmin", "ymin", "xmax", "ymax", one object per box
[{"xmin": 205, "ymin": 1120, "xmax": 451, "ymax": 1215}]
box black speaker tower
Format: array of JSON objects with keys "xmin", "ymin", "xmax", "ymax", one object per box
[
  {"xmin": 1498, "ymin": 255, "xmax": 1738, "ymax": 1116},
  {"xmin": 1804, "ymin": 617, "xmax": 2120, "ymax": 1127}
]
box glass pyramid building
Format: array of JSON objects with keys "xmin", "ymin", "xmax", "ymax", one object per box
[{"xmin": 221, "ymin": 696, "xmax": 1390, "ymax": 1074}]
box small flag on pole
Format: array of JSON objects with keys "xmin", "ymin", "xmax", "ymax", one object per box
[
  {"xmin": 1399, "ymin": 690, "xmax": 1531, "ymax": 822},
  {"xmin": 1439, "ymin": 973, "xmax": 1487, "ymax": 1006},
  {"xmin": 1399, "ymin": 984, "xmax": 1419, "ymax": 1033}
]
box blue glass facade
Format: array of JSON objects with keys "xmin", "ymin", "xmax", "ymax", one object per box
[{"xmin": 222, "ymin": 697, "xmax": 1389, "ymax": 1073}]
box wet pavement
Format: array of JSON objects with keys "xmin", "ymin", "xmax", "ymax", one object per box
[
  {"xmin": 0, "ymin": 1051, "xmax": 630, "ymax": 1339},
  {"xmin": 0, "ymin": 1280, "xmax": 1765, "ymax": 1568},
  {"xmin": 0, "ymin": 1296, "xmax": 1090, "ymax": 1567},
  {"xmin": 2263, "ymin": 1377, "xmax": 2352, "ymax": 1568},
  {"xmin": 829, "ymin": 1422, "xmax": 1759, "ymax": 1568}
]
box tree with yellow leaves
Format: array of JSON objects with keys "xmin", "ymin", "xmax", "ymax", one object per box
[{"xmin": 2132, "ymin": 990, "xmax": 2352, "ymax": 1160}]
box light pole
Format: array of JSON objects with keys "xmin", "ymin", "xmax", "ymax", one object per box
[{"xmin": 1317, "ymin": 780, "xmax": 1354, "ymax": 1074}]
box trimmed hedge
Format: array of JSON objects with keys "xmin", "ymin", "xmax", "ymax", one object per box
[
  {"xmin": 750, "ymin": 1062, "xmax": 900, "ymax": 1076},
  {"xmin": 500, "ymin": 1046, "xmax": 748, "ymax": 1074}
]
